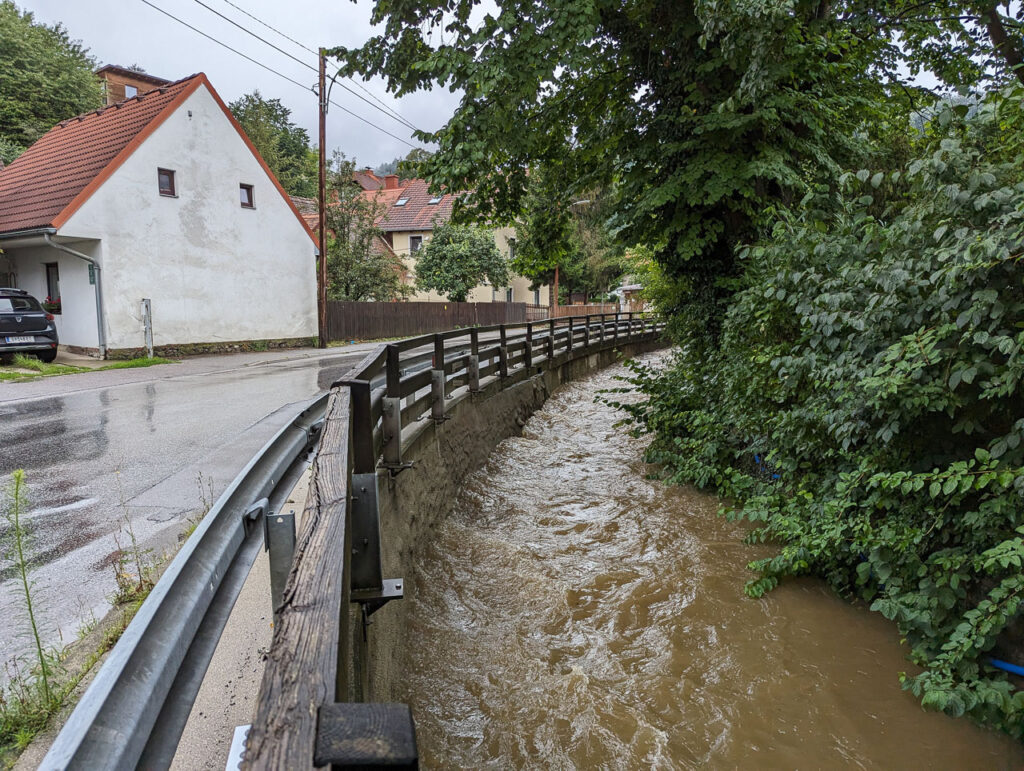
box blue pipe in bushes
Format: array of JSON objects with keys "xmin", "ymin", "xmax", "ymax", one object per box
[{"xmin": 989, "ymin": 658, "xmax": 1024, "ymax": 677}]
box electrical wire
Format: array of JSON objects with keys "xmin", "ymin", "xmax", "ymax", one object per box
[
  {"xmin": 215, "ymin": 0, "xmax": 417, "ymax": 132},
  {"xmin": 188, "ymin": 0, "xmax": 422, "ymax": 134},
  {"xmin": 136, "ymin": 0, "xmax": 421, "ymax": 149}
]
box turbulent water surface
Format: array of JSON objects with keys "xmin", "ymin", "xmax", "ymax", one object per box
[{"xmin": 403, "ymin": 353, "xmax": 1020, "ymax": 769}]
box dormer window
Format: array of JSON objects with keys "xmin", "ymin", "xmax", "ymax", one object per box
[
  {"xmin": 239, "ymin": 183, "xmax": 254, "ymax": 208},
  {"xmin": 428, "ymin": 195, "xmax": 442, "ymax": 204},
  {"xmin": 158, "ymin": 168, "xmax": 176, "ymax": 197},
  {"xmin": 125, "ymin": 85, "xmax": 138, "ymax": 98},
  {"xmin": 394, "ymin": 198, "xmax": 408, "ymax": 207}
]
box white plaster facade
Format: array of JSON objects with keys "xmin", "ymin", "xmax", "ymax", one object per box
[
  {"xmin": 0, "ymin": 81, "xmax": 316, "ymax": 354},
  {"xmin": 392, "ymin": 226, "xmax": 549, "ymax": 305}
]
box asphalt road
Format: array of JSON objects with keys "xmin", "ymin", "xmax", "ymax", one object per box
[{"xmin": 0, "ymin": 347, "xmax": 373, "ymax": 665}]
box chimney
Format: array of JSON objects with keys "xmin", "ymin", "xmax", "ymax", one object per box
[{"xmin": 384, "ymin": 174, "xmax": 399, "ymax": 190}]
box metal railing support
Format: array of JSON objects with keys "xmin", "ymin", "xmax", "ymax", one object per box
[
  {"xmin": 383, "ymin": 345, "xmax": 403, "ymax": 467},
  {"xmin": 346, "ymin": 379, "xmax": 375, "ymax": 474},
  {"xmin": 499, "ymin": 324, "xmax": 509, "ymax": 378},
  {"xmin": 431, "ymin": 334, "xmax": 446, "ymax": 421}
]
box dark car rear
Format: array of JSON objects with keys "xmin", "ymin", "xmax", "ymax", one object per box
[{"xmin": 0, "ymin": 288, "xmax": 59, "ymax": 362}]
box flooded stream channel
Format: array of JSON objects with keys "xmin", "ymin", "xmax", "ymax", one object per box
[{"xmin": 403, "ymin": 353, "xmax": 1020, "ymax": 768}]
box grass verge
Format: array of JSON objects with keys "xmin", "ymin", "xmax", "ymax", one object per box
[{"xmin": 0, "ymin": 355, "xmax": 175, "ymax": 382}]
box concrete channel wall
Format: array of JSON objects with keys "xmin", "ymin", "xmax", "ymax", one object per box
[{"xmin": 350, "ymin": 337, "xmax": 668, "ymax": 702}]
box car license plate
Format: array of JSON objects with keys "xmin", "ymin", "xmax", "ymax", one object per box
[{"xmin": 5, "ymin": 336, "xmax": 34, "ymax": 344}]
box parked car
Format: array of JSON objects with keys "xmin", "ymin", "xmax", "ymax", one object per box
[{"xmin": 0, "ymin": 288, "xmax": 59, "ymax": 363}]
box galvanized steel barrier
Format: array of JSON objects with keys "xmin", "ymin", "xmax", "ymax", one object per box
[{"xmin": 43, "ymin": 312, "xmax": 664, "ymax": 770}]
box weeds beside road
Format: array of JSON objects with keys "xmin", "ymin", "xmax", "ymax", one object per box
[
  {"xmin": 0, "ymin": 354, "xmax": 175, "ymax": 383},
  {"xmin": 0, "ymin": 469, "xmax": 210, "ymax": 769}
]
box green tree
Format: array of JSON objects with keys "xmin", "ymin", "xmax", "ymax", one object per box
[
  {"xmin": 326, "ymin": 153, "xmax": 411, "ymax": 301},
  {"xmin": 414, "ymin": 224, "xmax": 508, "ymax": 302},
  {"xmin": 513, "ymin": 174, "xmax": 625, "ymax": 304},
  {"xmin": 336, "ymin": 0, "xmax": 1024, "ymax": 343},
  {"xmin": 0, "ymin": 1, "xmax": 102, "ymax": 153},
  {"xmin": 229, "ymin": 91, "xmax": 318, "ymax": 198}
]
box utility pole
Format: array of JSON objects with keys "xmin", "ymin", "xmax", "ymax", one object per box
[{"xmin": 317, "ymin": 48, "xmax": 328, "ymax": 349}]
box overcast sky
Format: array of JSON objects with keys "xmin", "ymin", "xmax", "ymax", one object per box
[{"xmin": 19, "ymin": 0, "xmax": 462, "ymax": 169}]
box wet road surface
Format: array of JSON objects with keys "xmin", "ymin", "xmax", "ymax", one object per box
[
  {"xmin": 0, "ymin": 348, "xmax": 368, "ymax": 664},
  {"xmin": 405, "ymin": 353, "xmax": 1021, "ymax": 768}
]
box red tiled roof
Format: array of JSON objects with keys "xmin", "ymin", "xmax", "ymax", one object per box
[
  {"xmin": 363, "ymin": 179, "xmax": 454, "ymax": 233},
  {"xmin": 354, "ymin": 169, "xmax": 383, "ymax": 191},
  {"xmin": 0, "ymin": 73, "xmax": 316, "ymax": 246},
  {"xmin": 0, "ymin": 75, "xmax": 203, "ymax": 234}
]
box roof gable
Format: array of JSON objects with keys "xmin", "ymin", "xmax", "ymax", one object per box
[
  {"xmin": 0, "ymin": 75, "xmax": 203, "ymax": 235},
  {"xmin": 0, "ymin": 74, "xmax": 315, "ymax": 245}
]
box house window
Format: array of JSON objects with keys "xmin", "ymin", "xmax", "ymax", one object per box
[
  {"xmin": 534, "ymin": 288, "xmax": 540, "ymax": 305},
  {"xmin": 409, "ymin": 235, "xmax": 423, "ymax": 253},
  {"xmin": 508, "ymin": 238, "xmax": 516, "ymax": 261},
  {"xmin": 506, "ymin": 288, "xmax": 513, "ymax": 303},
  {"xmin": 125, "ymin": 85, "xmax": 138, "ymax": 98},
  {"xmin": 395, "ymin": 197, "xmax": 409, "ymax": 207},
  {"xmin": 45, "ymin": 263, "xmax": 60, "ymax": 313},
  {"xmin": 240, "ymin": 184, "xmax": 255, "ymax": 208},
  {"xmin": 158, "ymin": 168, "xmax": 176, "ymax": 197},
  {"xmin": 428, "ymin": 195, "xmax": 442, "ymax": 205}
]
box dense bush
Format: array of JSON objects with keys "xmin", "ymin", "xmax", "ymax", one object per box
[{"xmin": 618, "ymin": 91, "xmax": 1024, "ymax": 734}]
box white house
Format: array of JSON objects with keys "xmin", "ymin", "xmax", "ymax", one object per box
[{"xmin": 0, "ymin": 72, "xmax": 317, "ymax": 358}]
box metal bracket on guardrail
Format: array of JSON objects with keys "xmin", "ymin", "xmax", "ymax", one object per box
[{"xmin": 350, "ymin": 473, "xmax": 404, "ymax": 620}]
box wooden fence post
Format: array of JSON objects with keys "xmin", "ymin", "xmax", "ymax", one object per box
[
  {"xmin": 525, "ymin": 322, "xmax": 533, "ymax": 369},
  {"xmin": 547, "ymin": 318, "xmax": 555, "ymax": 359}
]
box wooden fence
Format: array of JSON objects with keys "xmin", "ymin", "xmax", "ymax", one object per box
[
  {"xmin": 326, "ymin": 301, "xmax": 527, "ymax": 341},
  {"xmin": 551, "ymin": 303, "xmax": 618, "ymax": 318}
]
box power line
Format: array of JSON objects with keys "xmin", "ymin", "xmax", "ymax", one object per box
[
  {"xmin": 135, "ymin": 0, "xmax": 421, "ymax": 149},
  {"xmin": 214, "ymin": 0, "xmax": 420, "ymax": 133},
  {"xmin": 188, "ymin": 0, "xmax": 422, "ymax": 134}
]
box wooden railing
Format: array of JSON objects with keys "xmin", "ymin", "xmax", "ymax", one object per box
[{"xmin": 244, "ymin": 312, "xmax": 665, "ymax": 769}]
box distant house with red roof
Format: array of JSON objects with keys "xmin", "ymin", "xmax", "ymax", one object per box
[
  {"xmin": 0, "ymin": 71, "xmax": 317, "ymax": 357},
  {"xmin": 357, "ymin": 172, "xmax": 547, "ymax": 305}
]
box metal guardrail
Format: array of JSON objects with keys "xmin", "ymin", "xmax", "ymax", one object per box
[
  {"xmin": 42, "ymin": 311, "xmax": 665, "ymax": 770},
  {"xmin": 41, "ymin": 395, "xmax": 328, "ymax": 769}
]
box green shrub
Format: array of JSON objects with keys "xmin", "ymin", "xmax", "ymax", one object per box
[{"xmin": 618, "ymin": 90, "xmax": 1024, "ymax": 734}]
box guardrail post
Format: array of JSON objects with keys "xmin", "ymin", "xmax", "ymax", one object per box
[
  {"xmin": 583, "ymin": 314, "xmax": 591, "ymax": 348},
  {"xmin": 383, "ymin": 344, "xmax": 402, "ymax": 467},
  {"xmin": 468, "ymin": 328, "xmax": 480, "ymax": 392},
  {"xmin": 499, "ymin": 324, "xmax": 509, "ymax": 378},
  {"xmin": 599, "ymin": 313, "xmax": 606, "ymax": 343},
  {"xmin": 265, "ymin": 510, "xmax": 296, "ymax": 612},
  {"xmin": 431, "ymin": 334, "xmax": 446, "ymax": 421},
  {"xmin": 546, "ymin": 318, "xmax": 555, "ymax": 359},
  {"xmin": 525, "ymin": 322, "xmax": 533, "ymax": 369},
  {"xmin": 567, "ymin": 316, "xmax": 574, "ymax": 353},
  {"xmin": 613, "ymin": 311, "xmax": 619, "ymax": 343}
]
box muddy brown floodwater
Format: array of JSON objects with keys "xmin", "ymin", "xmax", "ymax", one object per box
[{"xmin": 403, "ymin": 352, "xmax": 1021, "ymax": 769}]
